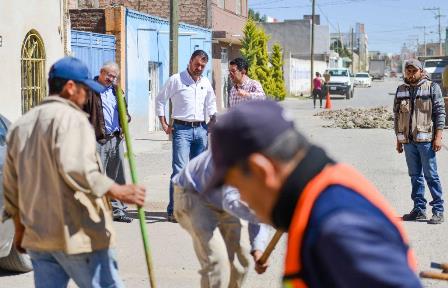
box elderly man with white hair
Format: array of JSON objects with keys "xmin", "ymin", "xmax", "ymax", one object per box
[{"xmin": 84, "ymin": 61, "xmax": 133, "ymax": 223}]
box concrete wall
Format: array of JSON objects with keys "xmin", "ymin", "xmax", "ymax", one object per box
[
  {"xmin": 0, "ymin": 0, "xmax": 65, "ymax": 122},
  {"xmin": 284, "ymin": 53, "xmax": 327, "ymax": 96},
  {"xmin": 125, "ymin": 9, "xmax": 212, "ymax": 135},
  {"xmin": 261, "ymin": 20, "xmax": 330, "ymax": 56}
]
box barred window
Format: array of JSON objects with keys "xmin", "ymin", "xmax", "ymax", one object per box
[{"xmin": 21, "ymin": 30, "xmax": 46, "ymax": 114}]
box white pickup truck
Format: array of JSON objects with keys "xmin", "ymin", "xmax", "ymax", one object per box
[{"xmin": 324, "ymin": 68, "xmax": 355, "ymax": 99}]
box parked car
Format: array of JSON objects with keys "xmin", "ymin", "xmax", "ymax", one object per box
[
  {"xmin": 0, "ymin": 114, "xmax": 32, "ymax": 272},
  {"xmin": 324, "ymin": 68, "xmax": 354, "ymax": 99},
  {"xmin": 354, "ymin": 72, "xmax": 372, "ymax": 87}
]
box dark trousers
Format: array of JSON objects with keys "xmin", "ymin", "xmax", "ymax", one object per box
[
  {"xmin": 313, "ymin": 88, "xmax": 323, "ymax": 108},
  {"xmin": 97, "ymin": 136, "xmax": 127, "ymax": 217}
]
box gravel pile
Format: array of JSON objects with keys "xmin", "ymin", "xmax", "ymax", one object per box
[{"xmin": 315, "ymin": 106, "xmax": 394, "ymax": 129}]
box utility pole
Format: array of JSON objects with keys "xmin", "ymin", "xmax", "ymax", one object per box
[
  {"xmin": 414, "ymin": 26, "xmax": 427, "ymax": 56},
  {"xmin": 310, "ymin": 0, "xmax": 316, "ymax": 96},
  {"xmin": 424, "ymin": 7, "xmax": 445, "ymax": 56},
  {"xmin": 169, "ymin": 0, "xmax": 179, "ymax": 76},
  {"xmin": 169, "ymin": 0, "xmax": 179, "ymax": 139},
  {"xmin": 350, "ymin": 27, "xmax": 354, "ymax": 73}
]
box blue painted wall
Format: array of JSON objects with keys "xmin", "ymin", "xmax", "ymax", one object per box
[
  {"xmin": 71, "ymin": 30, "xmax": 116, "ymax": 78},
  {"xmin": 125, "ymin": 9, "xmax": 212, "ymax": 134}
]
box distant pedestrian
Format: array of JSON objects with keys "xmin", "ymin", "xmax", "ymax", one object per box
[
  {"xmin": 207, "ymin": 100, "xmax": 422, "ymax": 288},
  {"xmin": 173, "ymin": 150, "xmax": 270, "ymax": 287},
  {"xmin": 3, "ymin": 57, "xmax": 146, "ymax": 288},
  {"xmin": 156, "ymin": 50, "xmax": 217, "ymax": 222},
  {"xmin": 84, "ymin": 61, "xmax": 133, "ymax": 223},
  {"xmin": 394, "ymin": 59, "xmax": 445, "ymax": 224},
  {"xmin": 313, "ymin": 72, "xmax": 323, "ymax": 108},
  {"xmin": 228, "ymin": 57, "xmax": 266, "ymax": 107}
]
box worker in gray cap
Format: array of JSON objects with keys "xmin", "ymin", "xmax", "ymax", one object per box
[
  {"xmin": 394, "ymin": 59, "xmax": 445, "ymax": 224},
  {"xmin": 207, "ymin": 100, "xmax": 421, "ymax": 287}
]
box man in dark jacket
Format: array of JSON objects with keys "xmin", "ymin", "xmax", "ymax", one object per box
[
  {"xmin": 84, "ymin": 61, "xmax": 133, "ymax": 223},
  {"xmin": 207, "ymin": 100, "xmax": 422, "ymax": 288}
]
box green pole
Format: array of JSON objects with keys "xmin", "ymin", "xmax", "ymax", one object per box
[{"xmin": 116, "ymin": 86, "xmax": 157, "ymax": 287}]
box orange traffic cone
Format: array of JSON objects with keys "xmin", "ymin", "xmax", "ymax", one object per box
[{"xmin": 325, "ymin": 90, "xmax": 332, "ymax": 109}]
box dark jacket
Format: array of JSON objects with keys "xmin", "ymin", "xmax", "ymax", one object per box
[
  {"xmin": 83, "ymin": 76, "xmax": 131, "ymax": 143},
  {"xmin": 273, "ymin": 146, "xmax": 422, "ymax": 288}
]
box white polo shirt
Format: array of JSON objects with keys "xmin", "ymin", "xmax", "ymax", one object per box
[{"xmin": 156, "ymin": 70, "xmax": 217, "ymax": 122}]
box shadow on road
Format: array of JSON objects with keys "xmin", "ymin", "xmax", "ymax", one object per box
[{"xmin": 127, "ymin": 210, "xmax": 169, "ymax": 224}]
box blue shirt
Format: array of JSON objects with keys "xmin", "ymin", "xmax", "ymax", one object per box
[
  {"xmin": 301, "ymin": 185, "xmax": 422, "ymax": 288},
  {"xmin": 172, "ymin": 150, "xmax": 270, "ymax": 251},
  {"xmin": 100, "ymin": 86, "xmax": 120, "ymax": 134}
]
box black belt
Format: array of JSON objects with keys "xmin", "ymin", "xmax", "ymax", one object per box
[
  {"xmin": 173, "ymin": 119, "xmax": 205, "ymax": 127},
  {"xmin": 105, "ymin": 130, "xmax": 121, "ymax": 139}
]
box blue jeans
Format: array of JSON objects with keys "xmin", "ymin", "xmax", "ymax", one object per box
[
  {"xmin": 167, "ymin": 122, "xmax": 208, "ymax": 214},
  {"xmin": 403, "ymin": 141, "xmax": 444, "ymax": 214},
  {"xmin": 28, "ymin": 249, "xmax": 124, "ymax": 288}
]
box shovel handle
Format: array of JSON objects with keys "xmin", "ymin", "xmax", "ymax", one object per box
[
  {"xmin": 420, "ymin": 271, "xmax": 448, "ymax": 281},
  {"xmin": 258, "ymin": 230, "xmax": 283, "ymax": 265}
]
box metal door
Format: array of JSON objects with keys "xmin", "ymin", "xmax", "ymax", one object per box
[
  {"xmin": 71, "ymin": 30, "xmax": 116, "ymax": 78},
  {"xmin": 148, "ymin": 61, "xmax": 162, "ymax": 131}
]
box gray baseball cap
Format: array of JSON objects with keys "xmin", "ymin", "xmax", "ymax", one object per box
[{"xmin": 405, "ymin": 59, "xmax": 423, "ymax": 70}]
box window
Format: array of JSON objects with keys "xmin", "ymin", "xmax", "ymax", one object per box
[
  {"xmin": 21, "ymin": 30, "xmax": 46, "ymax": 114},
  {"xmin": 217, "ymin": 0, "xmax": 224, "ymax": 8},
  {"xmin": 328, "ymin": 69, "xmax": 348, "ymax": 77},
  {"xmin": 235, "ymin": 0, "xmax": 241, "ymax": 15}
]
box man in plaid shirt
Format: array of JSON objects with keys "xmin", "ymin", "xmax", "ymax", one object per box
[{"xmin": 228, "ymin": 58, "xmax": 266, "ymax": 107}]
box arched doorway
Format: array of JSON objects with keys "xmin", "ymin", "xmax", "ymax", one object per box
[{"xmin": 21, "ymin": 30, "xmax": 46, "ymax": 114}]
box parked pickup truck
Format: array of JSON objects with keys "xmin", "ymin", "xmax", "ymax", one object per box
[
  {"xmin": 419, "ymin": 56, "xmax": 448, "ymax": 88},
  {"xmin": 324, "ymin": 68, "xmax": 354, "ymax": 99}
]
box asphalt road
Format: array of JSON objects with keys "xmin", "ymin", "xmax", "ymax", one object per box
[{"xmin": 1, "ymin": 78, "xmax": 447, "ymax": 287}]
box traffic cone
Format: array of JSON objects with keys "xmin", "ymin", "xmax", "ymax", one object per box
[{"xmin": 325, "ymin": 90, "xmax": 332, "ymax": 109}]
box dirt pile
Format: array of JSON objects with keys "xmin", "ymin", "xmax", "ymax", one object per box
[{"xmin": 315, "ymin": 106, "xmax": 394, "ymax": 129}]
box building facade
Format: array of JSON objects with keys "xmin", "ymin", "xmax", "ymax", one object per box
[
  {"xmin": 0, "ymin": 0, "xmax": 68, "ymax": 122},
  {"xmin": 72, "ymin": 0, "xmax": 248, "ymax": 111},
  {"xmin": 261, "ymin": 16, "xmax": 330, "ymax": 95},
  {"xmin": 70, "ymin": 7, "xmax": 212, "ymax": 134}
]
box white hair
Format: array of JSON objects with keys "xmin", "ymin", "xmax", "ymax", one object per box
[{"xmin": 101, "ymin": 61, "xmax": 119, "ymax": 74}]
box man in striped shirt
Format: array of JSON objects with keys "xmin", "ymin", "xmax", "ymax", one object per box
[{"xmin": 228, "ymin": 58, "xmax": 266, "ymax": 107}]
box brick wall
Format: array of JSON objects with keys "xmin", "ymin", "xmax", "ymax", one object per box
[
  {"xmin": 76, "ymin": 0, "xmax": 209, "ymax": 28},
  {"xmin": 69, "ymin": 9, "xmax": 106, "ymax": 33}
]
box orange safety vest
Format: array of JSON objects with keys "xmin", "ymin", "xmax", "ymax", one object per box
[{"xmin": 283, "ymin": 164, "xmax": 417, "ymax": 288}]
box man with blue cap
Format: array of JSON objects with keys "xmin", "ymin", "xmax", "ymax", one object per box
[
  {"xmin": 3, "ymin": 57, "xmax": 146, "ymax": 287},
  {"xmin": 207, "ymin": 100, "xmax": 422, "ymax": 288}
]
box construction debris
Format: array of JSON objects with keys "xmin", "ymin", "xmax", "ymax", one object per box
[{"xmin": 315, "ymin": 106, "xmax": 394, "ymax": 129}]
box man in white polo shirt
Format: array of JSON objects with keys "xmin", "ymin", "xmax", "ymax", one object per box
[{"xmin": 156, "ymin": 50, "xmax": 217, "ymax": 222}]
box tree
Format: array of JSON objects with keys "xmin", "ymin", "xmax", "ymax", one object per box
[
  {"xmin": 269, "ymin": 43, "xmax": 286, "ymax": 100},
  {"xmin": 241, "ymin": 18, "xmax": 274, "ymax": 99},
  {"xmin": 248, "ymin": 8, "xmax": 267, "ymax": 23},
  {"xmin": 330, "ymin": 40, "xmax": 352, "ymax": 58}
]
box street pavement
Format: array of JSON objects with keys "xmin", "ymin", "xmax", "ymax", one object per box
[{"xmin": 1, "ymin": 77, "xmax": 447, "ymax": 287}]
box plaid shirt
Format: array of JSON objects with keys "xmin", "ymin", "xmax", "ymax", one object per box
[{"xmin": 229, "ymin": 76, "xmax": 266, "ymax": 107}]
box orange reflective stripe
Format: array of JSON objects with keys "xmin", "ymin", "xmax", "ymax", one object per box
[
  {"xmin": 283, "ymin": 278, "xmax": 307, "ymax": 288},
  {"xmin": 284, "ymin": 163, "xmax": 417, "ymax": 278}
]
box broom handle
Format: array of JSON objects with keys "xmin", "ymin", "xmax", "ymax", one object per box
[{"xmin": 116, "ymin": 86, "xmax": 157, "ymax": 287}]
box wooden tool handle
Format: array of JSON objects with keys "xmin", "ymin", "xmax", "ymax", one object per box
[
  {"xmin": 258, "ymin": 230, "xmax": 283, "ymax": 265},
  {"xmin": 420, "ymin": 271, "xmax": 448, "ymax": 281}
]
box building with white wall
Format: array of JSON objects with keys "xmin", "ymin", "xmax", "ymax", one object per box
[{"xmin": 0, "ymin": 0, "xmax": 68, "ymax": 122}]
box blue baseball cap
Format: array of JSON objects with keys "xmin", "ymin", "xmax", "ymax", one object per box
[
  {"xmin": 49, "ymin": 57, "xmax": 105, "ymax": 93},
  {"xmin": 207, "ymin": 100, "xmax": 301, "ymax": 191}
]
